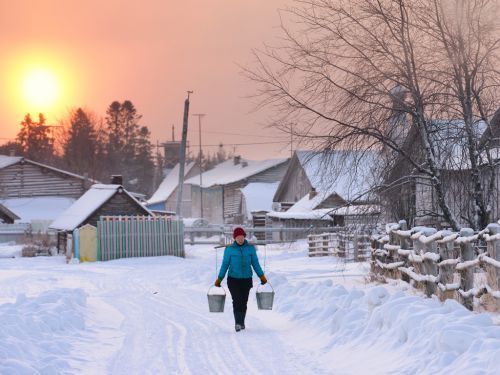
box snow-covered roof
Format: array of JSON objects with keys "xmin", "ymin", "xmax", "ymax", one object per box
[
  {"xmin": 50, "ymin": 184, "xmax": 152, "ymax": 231},
  {"xmin": 0, "ymin": 203, "xmax": 20, "ymax": 221},
  {"xmin": 184, "ymin": 158, "xmax": 287, "ymax": 188},
  {"xmin": 0, "ymin": 155, "xmax": 22, "ymax": 169},
  {"xmin": 240, "ymin": 182, "xmax": 279, "ymax": 218},
  {"xmin": 267, "ymin": 208, "xmax": 333, "ymax": 221},
  {"xmin": 0, "ymin": 154, "xmax": 98, "ymax": 182},
  {"xmin": 330, "ymin": 204, "xmax": 381, "ymax": 216},
  {"xmin": 288, "ymin": 191, "xmax": 334, "ymax": 212},
  {"xmin": 0, "ymin": 197, "xmax": 76, "ymax": 223},
  {"xmin": 295, "ymin": 150, "xmax": 377, "ymax": 201},
  {"xmin": 147, "ymin": 162, "xmax": 196, "ymax": 205}
]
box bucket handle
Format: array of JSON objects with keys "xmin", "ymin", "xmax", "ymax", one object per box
[
  {"xmin": 256, "ymin": 281, "xmax": 274, "ymax": 293},
  {"xmin": 207, "ymin": 285, "xmax": 226, "ymax": 296}
]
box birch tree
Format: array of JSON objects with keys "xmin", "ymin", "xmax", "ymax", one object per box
[{"xmin": 245, "ymin": 0, "xmax": 500, "ymax": 230}]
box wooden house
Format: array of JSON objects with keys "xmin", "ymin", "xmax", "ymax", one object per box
[
  {"xmin": 184, "ymin": 156, "xmax": 289, "ymax": 224},
  {"xmin": 50, "ymin": 184, "xmax": 153, "ymax": 251},
  {"xmin": 268, "ymin": 150, "xmax": 379, "ymax": 232},
  {"xmin": 0, "ymin": 204, "xmax": 19, "ymax": 224},
  {"xmin": 146, "ymin": 162, "xmax": 199, "ymax": 217},
  {"xmin": 0, "ymin": 155, "xmax": 92, "ymax": 224},
  {"xmin": 382, "ymin": 113, "xmax": 500, "ymax": 228}
]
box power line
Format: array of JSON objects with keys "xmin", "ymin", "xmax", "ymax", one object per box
[
  {"xmin": 188, "ymin": 129, "xmax": 288, "ymax": 139},
  {"xmin": 190, "ymin": 141, "xmax": 289, "ymax": 147}
]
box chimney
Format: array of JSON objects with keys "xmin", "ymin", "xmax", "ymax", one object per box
[
  {"xmin": 309, "ymin": 187, "xmax": 318, "ymax": 200},
  {"xmin": 233, "ymin": 155, "xmax": 241, "ymax": 165},
  {"xmin": 83, "ymin": 172, "xmax": 91, "ymax": 189},
  {"xmin": 9, "ymin": 149, "xmax": 15, "ymax": 157},
  {"xmin": 111, "ymin": 175, "xmax": 123, "ymax": 185}
]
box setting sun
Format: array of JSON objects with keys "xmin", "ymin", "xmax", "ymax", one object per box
[
  {"xmin": 22, "ymin": 68, "xmax": 60, "ymax": 109},
  {"xmin": 22, "ymin": 69, "xmax": 60, "ymax": 109}
]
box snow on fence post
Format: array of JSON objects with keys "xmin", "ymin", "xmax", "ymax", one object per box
[
  {"xmin": 437, "ymin": 230, "xmax": 458, "ymax": 302},
  {"xmin": 484, "ymin": 224, "xmax": 500, "ymax": 310},
  {"xmin": 398, "ymin": 220, "xmax": 410, "ymax": 283},
  {"xmin": 458, "ymin": 228, "xmax": 475, "ymax": 310},
  {"xmin": 421, "ymin": 228, "xmax": 439, "ymax": 297}
]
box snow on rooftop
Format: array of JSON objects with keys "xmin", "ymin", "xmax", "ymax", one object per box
[
  {"xmin": 295, "ymin": 150, "xmax": 377, "ymax": 201},
  {"xmin": 147, "ymin": 162, "xmax": 196, "ymax": 205},
  {"xmin": 0, "ymin": 155, "xmax": 22, "ymax": 169},
  {"xmin": 185, "ymin": 158, "xmax": 287, "ymax": 188},
  {"xmin": 330, "ymin": 204, "xmax": 381, "ymax": 216},
  {"xmin": 50, "ymin": 184, "xmax": 151, "ymax": 231},
  {"xmin": 240, "ymin": 182, "xmax": 279, "ymax": 219},
  {"xmin": 267, "ymin": 208, "xmax": 333, "ymax": 220},
  {"xmin": 287, "ymin": 191, "xmax": 333, "ymax": 213},
  {"xmin": 0, "ymin": 197, "xmax": 76, "ymax": 223}
]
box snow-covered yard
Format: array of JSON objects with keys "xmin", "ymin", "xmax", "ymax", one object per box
[{"xmin": 0, "ymin": 241, "xmax": 499, "ymax": 374}]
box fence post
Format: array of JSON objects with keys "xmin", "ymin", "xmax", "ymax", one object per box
[
  {"xmin": 458, "ymin": 228, "xmax": 475, "ymax": 310},
  {"xmin": 485, "ymin": 223, "xmax": 500, "ymax": 310},
  {"xmin": 421, "ymin": 229, "xmax": 438, "ymax": 298},
  {"xmin": 437, "ymin": 230, "xmax": 456, "ymax": 301},
  {"xmin": 323, "ymin": 233, "xmax": 329, "ymax": 256},
  {"xmin": 353, "ymin": 233, "xmax": 359, "ymax": 262},
  {"xmin": 399, "ymin": 220, "xmax": 410, "ymax": 283}
]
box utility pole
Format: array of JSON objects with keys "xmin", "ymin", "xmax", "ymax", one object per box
[
  {"xmin": 176, "ymin": 91, "xmax": 193, "ymax": 217},
  {"xmin": 192, "ymin": 113, "xmax": 206, "ymax": 219},
  {"xmin": 290, "ymin": 123, "xmax": 293, "ymax": 158}
]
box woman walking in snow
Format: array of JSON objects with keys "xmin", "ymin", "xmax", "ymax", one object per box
[{"xmin": 214, "ymin": 227, "xmax": 267, "ymax": 332}]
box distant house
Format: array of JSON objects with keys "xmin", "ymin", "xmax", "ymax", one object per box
[
  {"xmin": 146, "ymin": 162, "xmax": 199, "ymax": 217},
  {"xmin": 382, "ymin": 113, "xmax": 500, "ymax": 227},
  {"xmin": 269, "ymin": 150, "xmax": 379, "ymax": 229},
  {"xmin": 50, "ymin": 184, "xmax": 153, "ymax": 251},
  {"xmin": 0, "ymin": 155, "xmax": 93, "ymax": 226},
  {"xmin": 0, "ymin": 203, "xmax": 19, "ymax": 224},
  {"xmin": 184, "ymin": 156, "xmax": 289, "ymax": 224},
  {"xmin": 240, "ymin": 182, "xmax": 279, "ymax": 231}
]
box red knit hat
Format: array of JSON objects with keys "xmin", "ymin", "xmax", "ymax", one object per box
[{"xmin": 233, "ymin": 227, "xmax": 246, "ymax": 239}]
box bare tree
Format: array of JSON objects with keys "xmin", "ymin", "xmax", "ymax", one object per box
[{"xmin": 244, "ymin": 0, "xmax": 500, "ymax": 230}]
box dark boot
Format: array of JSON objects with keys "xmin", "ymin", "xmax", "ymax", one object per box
[{"xmin": 241, "ymin": 309, "xmax": 247, "ymax": 329}]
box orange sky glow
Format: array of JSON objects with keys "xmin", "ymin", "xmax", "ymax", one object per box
[{"xmin": 0, "ymin": 0, "xmax": 295, "ymax": 160}]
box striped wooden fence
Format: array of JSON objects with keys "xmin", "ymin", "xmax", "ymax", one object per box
[{"xmin": 97, "ymin": 216, "xmax": 185, "ymax": 261}]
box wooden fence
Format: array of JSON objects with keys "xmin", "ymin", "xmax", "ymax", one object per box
[
  {"xmin": 371, "ymin": 220, "xmax": 500, "ymax": 311},
  {"xmin": 97, "ymin": 216, "xmax": 185, "ymax": 261},
  {"xmin": 308, "ymin": 229, "xmax": 373, "ymax": 261}
]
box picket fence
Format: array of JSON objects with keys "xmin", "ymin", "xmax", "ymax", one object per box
[
  {"xmin": 97, "ymin": 216, "xmax": 185, "ymax": 260},
  {"xmin": 371, "ymin": 220, "xmax": 500, "ymax": 311}
]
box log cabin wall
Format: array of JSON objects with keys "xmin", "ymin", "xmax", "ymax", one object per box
[{"xmin": 0, "ymin": 160, "xmax": 87, "ymax": 199}]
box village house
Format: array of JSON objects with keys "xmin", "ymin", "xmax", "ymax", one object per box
[
  {"xmin": 382, "ymin": 109, "xmax": 500, "ymax": 228},
  {"xmin": 50, "ymin": 183, "xmax": 153, "ymax": 252},
  {"xmin": 0, "ymin": 154, "xmax": 93, "ymax": 229},
  {"xmin": 268, "ymin": 150, "xmax": 379, "ymax": 233},
  {"xmin": 183, "ymin": 156, "xmax": 289, "ymax": 224},
  {"xmin": 146, "ymin": 161, "xmax": 199, "ymax": 216}
]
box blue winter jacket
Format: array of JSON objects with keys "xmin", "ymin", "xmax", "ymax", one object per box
[{"xmin": 218, "ymin": 240, "xmax": 264, "ymax": 280}]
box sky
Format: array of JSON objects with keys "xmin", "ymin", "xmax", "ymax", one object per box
[{"xmin": 0, "ymin": 0, "xmax": 295, "ymax": 160}]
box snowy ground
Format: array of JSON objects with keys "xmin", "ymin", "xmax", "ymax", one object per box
[{"xmin": 0, "ymin": 240, "xmax": 499, "ymax": 374}]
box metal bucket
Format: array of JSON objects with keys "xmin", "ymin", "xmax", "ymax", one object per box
[
  {"xmin": 207, "ymin": 286, "xmax": 226, "ymax": 313},
  {"xmin": 256, "ymin": 283, "xmax": 275, "ymax": 310}
]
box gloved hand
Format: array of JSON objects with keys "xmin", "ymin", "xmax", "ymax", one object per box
[
  {"xmin": 214, "ymin": 278, "xmax": 222, "ymax": 287},
  {"xmin": 259, "ymin": 275, "xmax": 267, "ymax": 285}
]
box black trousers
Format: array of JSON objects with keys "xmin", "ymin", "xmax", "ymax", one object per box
[{"xmin": 227, "ymin": 277, "xmax": 253, "ymax": 325}]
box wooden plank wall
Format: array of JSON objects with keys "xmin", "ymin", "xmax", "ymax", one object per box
[
  {"xmin": 83, "ymin": 191, "xmax": 152, "ymax": 228},
  {"xmin": 0, "ymin": 161, "xmax": 86, "ymax": 199}
]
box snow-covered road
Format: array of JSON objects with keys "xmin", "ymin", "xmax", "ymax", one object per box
[{"xmin": 1, "ymin": 241, "xmax": 499, "ymax": 374}]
